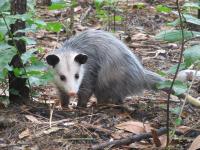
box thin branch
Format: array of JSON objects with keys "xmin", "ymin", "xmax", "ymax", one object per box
[
  {"xmin": 166, "ymin": 0, "xmax": 185, "ymax": 146},
  {"xmin": 91, "ymin": 127, "xmax": 167, "ymax": 150}
]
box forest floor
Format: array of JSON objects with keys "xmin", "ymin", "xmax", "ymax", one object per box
[{"xmin": 0, "ymin": 0, "xmax": 200, "ymax": 150}]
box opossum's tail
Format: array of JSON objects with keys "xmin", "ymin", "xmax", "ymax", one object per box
[{"xmin": 144, "ymin": 69, "xmax": 165, "ymax": 90}]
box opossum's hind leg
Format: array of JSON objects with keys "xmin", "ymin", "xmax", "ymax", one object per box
[
  {"xmin": 96, "ymin": 97, "xmax": 123, "ymax": 105},
  {"xmin": 57, "ymin": 89, "xmax": 69, "ymax": 107},
  {"xmin": 95, "ymin": 90, "xmax": 123, "ymax": 105}
]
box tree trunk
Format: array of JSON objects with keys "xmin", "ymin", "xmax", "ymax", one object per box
[{"xmin": 9, "ymin": 0, "xmax": 29, "ymax": 104}]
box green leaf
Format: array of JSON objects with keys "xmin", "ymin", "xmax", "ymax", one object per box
[
  {"xmin": 4, "ymin": 64, "xmax": 13, "ymax": 71},
  {"xmin": 14, "ymin": 26, "xmax": 37, "ymax": 34},
  {"xmin": 172, "ymin": 81, "xmax": 188, "ymax": 95},
  {"xmin": 156, "ymin": 5, "xmax": 172, "ymax": 13},
  {"xmin": 170, "ymin": 107, "xmax": 181, "ymax": 115},
  {"xmin": 48, "ymin": 3, "xmax": 68, "ymax": 10},
  {"xmin": 94, "ymin": 0, "xmax": 104, "ymax": 9},
  {"xmin": 114, "ymin": 15, "xmax": 122, "ymax": 22},
  {"xmin": 183, "ymin": 14, "xmax": 200, "ymax": 26},
  {"xmin": 0, "ymin": 64, "xmax": 13, "ymax": 79},
  {"xmin": 34, "ymin": 19, "xmax": 47, "ymax": 27},
  {"xmin": 27, "ymin": 70, "xmax": 54, "ymax": 86},
  {"xmin": 21, "ymin": 49, "xmax": 37, "ymax": 64},
  {"xmin": 8, "ymin": 13, "xmax": 32, "ymax": 22},
  {"xmin": 157, "ymin": 80, "xmax": 187, "ymax": 95},
  {"xmin": 26, "ymin": 19, "xmax": 47, "ymax": 29},
  {"xmin": 0, "ymin": 0, "xmax": 10, "ymax": 11},
  {"xmin": 0, "ymin": 24, "xmax": 8, "ymax": 35},
  {"xmin": 0, "ymin": 43, "xmax": 17, "ymax": 71},
  {"xmin": 0, "ymin": 17, "xmax": 16, "ymax": 35},
  {"xmin": 167, "ymin": 18, "xmax": 180, "ymax": 26},
  {"xmin": 13, "ymin": 68, "xmax": 23, "ymax": 77},
  {"xmin": 70, "ymin": 0, "xmax": 78, "ymax": 7},
  {"xmin": 155, "ymin": 30, "xmax": 200, "ymax": 42},
  {"xmin": 46, "ymin": 22, "xmax": 63, "ymax": 32},
  {"xmin": 168, "ymin": 13, "xmax": 200, "ymax": 26},
  {"xmin": 0, "ymin": 71, "xmax": 4, "ymax": 79},
  {"xmin": 28, "ymin": 76, "xmax": 42, "ymax": 86},
  {"xmin": 167, "ymin": 63, "xmax": 186, "ymax": 74},
  {"xmin": 15, "ymin": 37, "xmax": 36, "ymax": 45},
  {"xmin": 184, "ymin": 44, "xmax": 200, "ymax": 66},
  {"xmin": 134, "ymin": 2, "xmax": 145, "ymax": 9},
  {"xmin": 157, "ymin": 70, "xmax": 167, "ymax": 77},
  {"xmin": 27, "ymin": 0, "xmax": 36, "ymax": 12},
  {"xmin": 183, "ymin": 2, "xmax": 200, "ymax": 9},
  {"xmin": 175, "ymin": 117, "xmax": 182, "ymax": 126},
  {"xmin": 0, "ymin": 32, "xmax": 4, "ymax": 41},
  {"xmin": 37, "ymin": 47, "xmax": 45, "ymax": 53}
]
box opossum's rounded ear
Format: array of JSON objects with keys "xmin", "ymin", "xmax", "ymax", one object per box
[
  {"xmin": 74, "ymin": 54, "xmax": 88, "ymax": 64},
  {"xmin": 46, "ymin": 54, "xmax": 60, "ymax": 67}
]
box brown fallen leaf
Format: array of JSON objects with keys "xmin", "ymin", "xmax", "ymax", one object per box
[
  {"xmin": 19, "ymin": 128, "xmax": 30, "ymax": 139},
  {"xmin": 115, "ymin": 121, "xmax": 153, "ymax": 134},
  {"xmin": 188, "ymin": 135, "xmax": 200, "ymax": 150},
  {"xmin": 176, "ymin": 125, "xmax": 191, "ymax": 134},
  {"xmin": 111, "ymin": 130, "xmax": 132, "ymax": 140},
  {"xmin": 159, "ymin": 135, "xmax": 167, "ymax": 148},
  {"xmin": 129, "ymin": 133, "xmax": 167, "ymax": 149}
]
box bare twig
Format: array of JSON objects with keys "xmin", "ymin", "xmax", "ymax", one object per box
[
  {"xmin": 166, "ymin": 0, "xmax": 185, "ymax": 146},
  {"xmin": 49, "ymin": 103, "xmax": 55, "ymax": 128}
]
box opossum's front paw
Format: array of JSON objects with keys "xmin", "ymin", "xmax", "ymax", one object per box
[
  {"xmin": 60, "ymin": 100, "xmax": 69, "ymax": 107},
  {"xmin": 68, "ymin": 97, "xmax": 78, "ymax": 109}
]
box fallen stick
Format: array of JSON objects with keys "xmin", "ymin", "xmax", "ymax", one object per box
[
  {"xmin": 82, "ymin": 122, "xmax": 112, "ymax": 135},
  {"xmin": 91, "ymin": 127, "xmax": 167, "ymax": 150}
]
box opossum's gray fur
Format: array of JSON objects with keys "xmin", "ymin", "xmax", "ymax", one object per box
[{"xmin": 54, "ymin": 29, "xmax": 164, "ymax": 107}]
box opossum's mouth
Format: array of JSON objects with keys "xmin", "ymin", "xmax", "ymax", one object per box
[{"xmin": 68, "ymin": 92, "xmax": 77, "ymax": 97}]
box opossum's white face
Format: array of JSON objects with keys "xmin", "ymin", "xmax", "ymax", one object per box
[{"xmin": 46, "ymin": 52, "xmax": 87, "ymax": 96}]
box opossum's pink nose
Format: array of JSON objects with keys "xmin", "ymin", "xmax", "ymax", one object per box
[{"xmin": 68, "ymin": 92, "xmax": 76, "ymax": 97}]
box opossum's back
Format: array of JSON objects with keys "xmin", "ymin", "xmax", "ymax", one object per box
[
  {"xmin": 63, "ymin": 30, "xmax": 147, "ymax": 96},
  {"xmin": 63, "ymin": 30, "xmax": 143, "ymax": 70},
  {"xmin": 63, "ymin": 30, "xmax": 135, "ymax": 59}
]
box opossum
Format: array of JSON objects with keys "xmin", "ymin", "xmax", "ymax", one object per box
[{"xmin": 46, "ymin": 29, "xmax": 164, "ymax": 107}]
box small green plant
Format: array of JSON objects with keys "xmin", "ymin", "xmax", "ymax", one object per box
[
  {"xmin": 155, "ymin": 1, "xmax": 200, "ymax": 144},
  {"xmin": 155, "ymin": 2, "xmax": 200, "ymax": 95},
  {"xmin": 94, "ymin": 0, "xmax": 123, "ymax": 30},
  {"xmin": 0, "ymin": 0, "xmax": 64, "ymax": 104}
]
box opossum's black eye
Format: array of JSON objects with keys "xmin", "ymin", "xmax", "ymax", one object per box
[
  {"xmin": 60, "ymin": 75, "xmax": 66, "ymax": 81},
  {"xmin": 75, "ymin": 73, "xmax": 79, "ymax": 79}
]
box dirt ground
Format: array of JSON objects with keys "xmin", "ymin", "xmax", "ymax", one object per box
[{"xmin": 0, "ymin": 0, "xmax": 200, "ymax": 149}]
